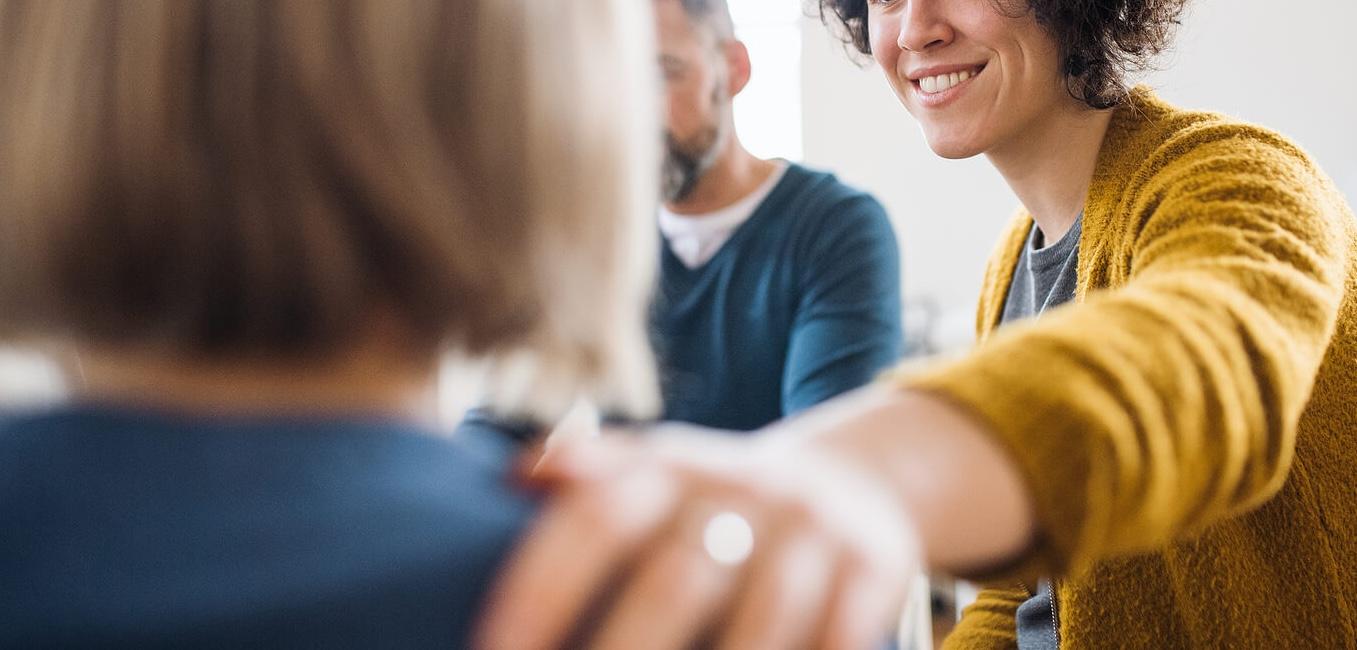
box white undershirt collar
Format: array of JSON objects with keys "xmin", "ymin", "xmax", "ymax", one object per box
[{"xmin": 658, "ymin": 161, "xmax": 789, "ymax": 269}]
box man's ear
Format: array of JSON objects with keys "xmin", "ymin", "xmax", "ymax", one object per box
[{"xmin": 724, "ymin": 39, "xmax": 752, "ymax": 98}]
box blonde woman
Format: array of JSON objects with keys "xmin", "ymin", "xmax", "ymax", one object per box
[{"xmin": 0, "ymin": 0, "xmax": 659, "ymax": 645}]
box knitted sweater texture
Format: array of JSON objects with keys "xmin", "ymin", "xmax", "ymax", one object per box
[{"xmin": 898, "ymin": 88, "xmax": 1357, "ymax": 649}]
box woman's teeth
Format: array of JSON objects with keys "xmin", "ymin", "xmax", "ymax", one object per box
[{"xmin": 918, "ymin": 69, "xmax": 974, "ymax": 94}]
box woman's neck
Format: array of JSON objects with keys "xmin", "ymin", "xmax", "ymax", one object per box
[
  {"xmin": 75, "ymin": 337, "xmax": 439, "ymax": 424},
  {"xmin": 986, "ymin": 102, "xmax": 1114, "ymax": 244}
]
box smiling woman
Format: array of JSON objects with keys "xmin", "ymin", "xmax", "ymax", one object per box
[{"xmin": 821, "ymin": 0, "xmax": 1188, "ymax": 108}]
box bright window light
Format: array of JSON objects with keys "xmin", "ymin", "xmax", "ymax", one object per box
[{"xmin": 730, "ymin": 0, "xmax": 803, "ymax": 161}]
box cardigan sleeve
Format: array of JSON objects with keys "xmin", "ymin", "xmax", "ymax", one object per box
[
  {"xmin": 892, "ymin": 129, "xmax": 1351, "ymax": 578},
  {"xmin": 941, "ymin": 584, "xmax": 1027, "ymax": 650},
  {"xmin": 781, "ymin": 194, "xmax": 903, "ymax": 413}
]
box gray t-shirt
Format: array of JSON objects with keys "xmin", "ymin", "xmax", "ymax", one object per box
[
  {"xmin": 1000, "ymin": 215, "xmax": 1082, "ymax": 324},
  {"xmin": 998, "ymin": 213, "xmax": 1083, "ymax": 650}
]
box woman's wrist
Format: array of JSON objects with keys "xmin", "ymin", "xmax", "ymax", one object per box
[{"xmin": 782, "ymin": 384, "xmax": 1037, "ymax": 574}]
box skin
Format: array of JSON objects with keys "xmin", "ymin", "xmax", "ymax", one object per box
[
  {"xmin": 480, "ymin": 1, "xmax": 1121, "ymax": 647},
  {"xmin": 479, "ymin": 386, "xmax": 1029, "ymax": 649},
  {"xmin": 654, "ymin": 0, "xmax": 779, "ymax": 215},
  {"xmin": 77, "ymin": 319, "xmax": 439, "ymax": 423},
  {"xmin": 868, "ymin": 0, "xmax": 1114, "ymax": 241}
]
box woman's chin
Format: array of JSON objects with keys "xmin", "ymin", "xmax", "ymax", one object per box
[
  {"xmin": 924, "ymin": 136, "xmax": 985, "ymax": 160},
  {"xmin": 917, "ymin": 122, "xmax": 989, "ymax": 159}
]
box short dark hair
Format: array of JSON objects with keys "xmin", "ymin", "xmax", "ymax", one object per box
[
  {"xmin": 670, "ymin": 0, "xmax": 736, "ymax": 42},
  {"xmin": 815, "ymin": 0, "xmax": 1189, "ymax": 109}
]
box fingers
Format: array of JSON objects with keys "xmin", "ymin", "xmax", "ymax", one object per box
[
  {"xmin": 542, "ymin": 399, "xmax": 600, "ymax": 448},
  {"xmin": 475, "ymin": 468, "xmax": 678, "ymax": 650},
  {"xmin": 534, "ymin": 427, "xmax": 750, "ymax": 489},
  {"xmin": 493, "ymin": 432, "xmax": 921, "ymax": 650},
  {"xmin": 815, "ymin": 552, "xmax": 910, "ymax": 650},
  {"xmin": 528, "ymin": 435, "xmax": 640, "ymax": 483},
  {"xmin": 715, "ymin": 531, "xmax": 834, "ymax": 650},
  {"xmin": 589, "ymin": 513, "xmax": 743, "ymax": 650}
]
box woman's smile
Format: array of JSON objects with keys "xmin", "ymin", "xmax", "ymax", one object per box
[{"xmin": 907, "ymin": 62, "xmax": 987, "ymax": 108}]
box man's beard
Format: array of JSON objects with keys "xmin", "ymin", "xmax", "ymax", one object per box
[
  {"xmin": 660, "ymin": 86, "xmax": 732, "ymax": 204},
  {"xmin": 660, "ymin": 123, "xmax": 723, "ymax": 203}
]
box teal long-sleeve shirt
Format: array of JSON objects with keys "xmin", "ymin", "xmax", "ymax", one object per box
[
  {"xmin": 459, "ymin": 163, "xmax": 902, "ymax": 439},
  {"xmin": 653, "ymin": 163, "xmax": 901, "ymax": 430}
]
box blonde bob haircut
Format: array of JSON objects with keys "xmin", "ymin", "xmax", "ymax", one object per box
[{"xmin": 0, "ymin": 0, "xmax": 661, "ymax": 419}]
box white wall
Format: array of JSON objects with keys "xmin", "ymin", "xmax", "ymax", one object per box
[
  {"xmin": 731, "ymin": 0, "xmax": 805, "ymax": 160},
  {"xmin": 800, "ymin": 0, "xmax": 1357, "ymax": 350}
]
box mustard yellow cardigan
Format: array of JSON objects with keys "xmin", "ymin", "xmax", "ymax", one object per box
[{"xmin": 897, "ymin": 88, "xmax": 1357, "ymax": 648}]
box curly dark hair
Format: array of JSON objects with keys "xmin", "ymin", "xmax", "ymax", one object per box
[{"xmin": 814, "ymin": 0, "xmax": 1189, "ymax": 109}]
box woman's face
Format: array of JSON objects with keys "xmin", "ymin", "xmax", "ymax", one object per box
[{"xmin": 868, "ymin": 0, "xmax": 1072, "ymax": 159}]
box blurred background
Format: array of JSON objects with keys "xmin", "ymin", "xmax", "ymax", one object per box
[{"xmin": 4, "ymin": 0, "xmax": 1355, "ymax": 412}]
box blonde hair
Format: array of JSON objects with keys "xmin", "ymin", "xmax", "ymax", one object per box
[{"xmin": 0, "ymin": 0, "xmax": 660, "ymax": 419}]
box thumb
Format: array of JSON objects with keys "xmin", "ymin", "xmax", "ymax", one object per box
[{"xmin": 528, "ymin": 435, "xmax": 637, "ymax": 483}]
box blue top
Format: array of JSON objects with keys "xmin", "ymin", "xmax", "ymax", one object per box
[
  {"xmin": 458, "ymin": 163, "xmax": 902, "ymax": 441},
  {"xmin": 0, "ymin": 405, "xmax": 534, "ymax": 648},
  {"xmin": 652, "ymin": 163, "xmax": 901, "ymax": 430}
]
